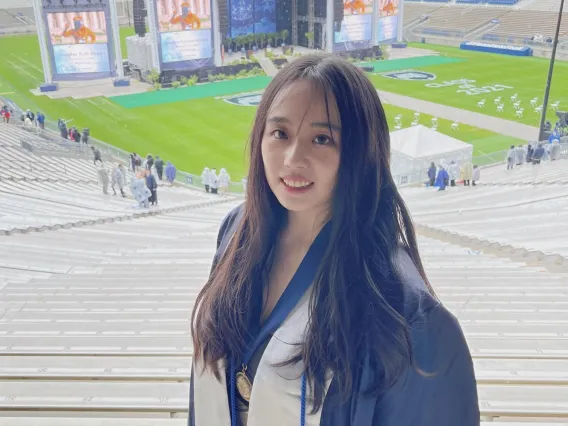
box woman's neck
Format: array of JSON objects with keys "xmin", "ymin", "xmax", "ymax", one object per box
[{"xmin": 281, "ymin": 208, "xmax": 329, "ymax": 247}]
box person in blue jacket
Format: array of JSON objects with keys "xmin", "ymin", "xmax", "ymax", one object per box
[
  {"xmin": 188, "ymin": 54, "xmax": 479, "ymax": 426},
  {"xmin": 434, "ymin": 164, "xmax": 449, "ymax": 191}
]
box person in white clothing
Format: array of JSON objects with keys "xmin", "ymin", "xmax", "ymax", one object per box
[
  {"xmin": 201, "ymin": 167, "xmax": 211, "ymax": 192},
  {"xmin": 219, "ymin": 168, "xmax": 231, "ymax": 194},
  {"xmin": 448, "ymin": 161, "xmax": 460, "ymax": 187}
]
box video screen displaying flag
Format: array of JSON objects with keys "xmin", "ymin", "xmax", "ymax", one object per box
[
  {"xmin": 155, "ymin": 0, "xmax": 213, "ymax": 67},
  {"xmin": 46, "ymin": 11, "xmax": 111, "ymax": 75}
]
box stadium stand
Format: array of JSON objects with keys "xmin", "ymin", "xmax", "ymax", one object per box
[
  {"xmin": 403, "ymin": 3, "xmax": 443, "ymax": 25},
  {"xmin": 0, "ymin": 124, "xmax": 225, "ymax": 235},
  {"xmin": 482, "ymin": 9, "xmax": 568, "ymax": 41},
  {"xmin": 413, "ymin": 6, "xmax": 510, "ymax": 37},
  {"xmin": 403, "ymin": 160, "xmax": 568, "ymax": 260},
  {"xmin": 522, "ymin": 0, "xmax": 567, "ymax": 12},
  {"xmin": 1, "ymin": 193, "xmax": 568, "ymax": 421}
]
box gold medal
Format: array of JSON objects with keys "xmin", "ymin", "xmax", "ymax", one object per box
[{"xmin": 236, "ymin": 365, "xmax": 252, "ymax": 402}]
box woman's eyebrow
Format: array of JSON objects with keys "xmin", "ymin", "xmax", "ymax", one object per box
[{"xmin": 311, "ymin": 121, "xmax": 341, "ymax": 132}]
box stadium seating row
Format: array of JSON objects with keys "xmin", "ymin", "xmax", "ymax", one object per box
[{"xmin": 1, "ymin": 199, "xmax": 568, "ymax": 421}]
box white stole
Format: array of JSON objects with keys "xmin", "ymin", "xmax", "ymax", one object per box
[{"xmin": 193, "ymin": 291, "xmax": 332, "ymax": 426}]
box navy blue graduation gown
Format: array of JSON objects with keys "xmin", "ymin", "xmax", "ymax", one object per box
[{"xmin": 189, "ymin": 204, "xmax": 480, "ymax": 426}]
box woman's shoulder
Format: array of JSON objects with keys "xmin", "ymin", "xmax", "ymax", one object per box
[
  {"xmin": 392, "ymin": 248, "xmax": 440, "ymax": 324},
  {"xmin": 215, "ymin": 203, "xmax": 245, "ymax": 249}
]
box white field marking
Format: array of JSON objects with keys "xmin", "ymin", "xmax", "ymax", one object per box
[
  {"xmin": 5, "ymin": 60, "xmax": 40, "ymax": 83},
  {"xmin": 10, "ymin": 53, "xmax": 44, "ymax": 75}
]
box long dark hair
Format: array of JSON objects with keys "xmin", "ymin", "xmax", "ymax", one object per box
[{"xmin": 192, "ymin": 54, "xmax": 434, "ymax": 411}]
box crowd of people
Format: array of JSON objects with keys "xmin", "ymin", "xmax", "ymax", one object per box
[
  {"xmin": 506, "ymin": 140, "xmax": 562, "ymax": 170},
  {"xmin": 427, "ymin": 161, "xmax": 480, "ymax": 191},
  {"xmin": 200, "ymin": 167, "xmax": 231, "ymax": 194},
  {"xmin": 93, "ymin": 150, "xmax": 178, "ymax": 209}
]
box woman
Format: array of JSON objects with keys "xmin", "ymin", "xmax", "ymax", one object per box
[{"xmin": 189, "ymin": 55, "xmax": 478, "ymax": 426}]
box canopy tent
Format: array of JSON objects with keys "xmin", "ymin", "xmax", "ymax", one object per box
[{"xmin": 390, "ymin": 125, "xmax": 473, "ymax": 185}]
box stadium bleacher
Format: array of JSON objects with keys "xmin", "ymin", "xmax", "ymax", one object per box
[
  {"xmin": 522, "ymin": 0, "xmax": 567, "ymax": 12},
  {"xmin": 2, "ymin": 206, "xmax": 568, "ymax": 421},
  {"xmin": 0, "ymin": 124, "xmax": 567, "ymax": 422},
  {"xmin": 0, "ymin": 124, "xmax": 225, "ymax": 235},
  {"xmin": 483, "ymin": 9, "xmax": 568, "ymax": 41},
  {"xmin": 403, "ymin": 3, "xmax": 443, "ymax": 25},
  {"xmin": 412, "ymin": 5, "xmax": 510, "ymax": 37},
  {"xmin": 402, "ymin": 159, "xmax": 568, "ymax": 260}
]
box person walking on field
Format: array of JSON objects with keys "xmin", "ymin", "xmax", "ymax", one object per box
[
  {"xmin": 218, "ymin": 168, "xmax": 231, "ymax": 194},
  {"xmin": 427, "ymin": 162, "xmax": 436, "ymax": 187},
  {"xmin": 460, "ymin": 162, "xmax": 473, "ymax": 186},
  {"xmin": 111, "ymin": 164, "xmax": 126, "ymax": 197},
  {"xmin": 506, "ymin": 145, "xmax": 515, "ymax": 170},
  {"xmin": 201, "ymin": 167, "xmax": 211, "ymax": 192},
  {"xmin": 472, "ymin": 165, "xmax": 480, "ymax": 186},
  {"xmin": 145, "ymin": 169, "xmax": 158, "ymax": 206},
  {"xmin": 448, "ymin": 161, "xmax": 460, "ymax": 187},
  {"xmin": 97, "ymin": 163, "xmax": 109, "ymax": 195},
  {"xmin": 165, "ymin": 161, "xmax": 176, "ymax": 184},
  {"xmin": 92, "ymin": 146, "xmax": 102, "ymax": 165},
  {"xmin": 209, "ymin": 168, "xmax": 219, "ymax": 194},
  {"xmin": 130, "ymin": 171, "xmax": 151, "ymax": 208},
  {"xmin": 155, "ymin": 156, "xmax": 165, "ymax": 180}
]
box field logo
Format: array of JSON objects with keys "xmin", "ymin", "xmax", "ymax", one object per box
[
  {"xmin": 382, "ymin": 70, "xmax": 436, "ymax": 81},
  {"xmin": 223, "ymin": 93, "xmax": 262, "ymax": 107}
]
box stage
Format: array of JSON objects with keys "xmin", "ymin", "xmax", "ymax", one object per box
[{"xmin": 30, "ymin": 78, "xmax": 152, "ymax": 100}]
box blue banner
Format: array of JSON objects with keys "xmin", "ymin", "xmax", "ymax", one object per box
[{"xmin": 460, "ymin": 42, "xmax": 533, "ymax": 56}]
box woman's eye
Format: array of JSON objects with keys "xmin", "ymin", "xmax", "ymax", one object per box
[
  {"xmin": 313, "ymin": 135, "xmax": 332, "ymax": 145},
  {"xmin": 271, "ymin": 130, "xmax": 288, "ymax": 139}
]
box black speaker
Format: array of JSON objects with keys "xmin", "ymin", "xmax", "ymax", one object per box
[
  {"xmin": 133, "ymin": 0, "xmax": 147, "ymax": 37},
  {"xmin": 334, "ymin": 0, "xmax": 344, "ymax": 29},
  {"xmin": 217, "ymin": 0, "xmax": 229, "ymax": 37}
]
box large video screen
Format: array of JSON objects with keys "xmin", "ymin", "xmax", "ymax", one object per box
[
  {"xmin": 334, "ymin": 0, "xmax": 374, "ymax": 52},
  {"xmin": 155, "ymin": 0, "xmax": 213, "ymax": 67},
  {"xmin": 46, "ymin": 11, "xmax": 111, "ymax": 75},
  {"xmin": 229, "ymin": 0, "xmax": 276, "ymax": 37},
  {"xmin": 377, "ymin": 0, "xmax": 399, "ymax": 43}
]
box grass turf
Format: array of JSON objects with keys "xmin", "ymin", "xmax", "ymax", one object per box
[
  {"xmin": 0, "ymin": 31, "xmax": 553, "ymax": 178},
  {"xmin": 369, "ymin": 43, "xmax": 568, "ymax": 128}
]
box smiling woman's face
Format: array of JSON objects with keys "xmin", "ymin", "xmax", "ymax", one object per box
[{"xmin": 261, "ymin": 80, "xmax": 341, "ymax": 216}]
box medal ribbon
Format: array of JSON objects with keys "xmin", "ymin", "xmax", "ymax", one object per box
[{"xmin": 228, "ymin": 221, "xmax": 332, "ymax": 426}]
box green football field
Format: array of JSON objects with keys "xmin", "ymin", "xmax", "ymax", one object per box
[{"xmin": 0, "ymin": 30, "xmax": 563, "ymax": 179}]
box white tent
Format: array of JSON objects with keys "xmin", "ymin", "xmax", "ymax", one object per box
[{"xmin": 390, "ymin": 125, "xmax": 473, "ymax": 185}]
